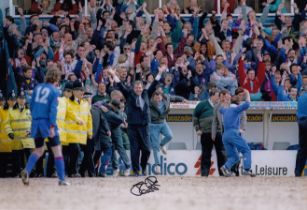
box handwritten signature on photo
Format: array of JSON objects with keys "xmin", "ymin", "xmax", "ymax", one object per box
[{"xmin": 130, "ymin": 176, "xmax": 160, "ymax": 196}]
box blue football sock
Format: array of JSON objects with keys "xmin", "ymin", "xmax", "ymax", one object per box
[
  {"xmin": 25, "ymin": 153, "xmax": 39, "ymax": 174},
  {"xmin": 55, "ymin": 156, "xmax": 65, "ymax": 181}
]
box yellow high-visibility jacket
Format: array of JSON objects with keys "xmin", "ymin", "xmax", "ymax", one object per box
[
  {"xmin": 8, "ymin": 107, "xmax": 34, "ymax": 150},
  {"xmin": 57, "ymin": 97, "xmax": 68, "ymax": 145},
  {"xmin": 66, "ymin": 99, "xmax": 92, "ymax": 145},
  {"xmin": 0, "ymin": 107, "xmax": 12, "ymax": 152}
]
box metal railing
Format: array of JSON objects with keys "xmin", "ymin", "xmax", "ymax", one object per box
[{"xmin": 8, "ymin": 0, "xmax": 295, "ymax": 18}]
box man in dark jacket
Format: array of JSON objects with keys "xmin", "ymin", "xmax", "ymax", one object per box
[
  {"xmin": 106, "ymin": 98, "xmax": 131, "ymax": 176},
  {"xmin": 94, "ymin": 89, "xmax": 131, "ymax": 176},
  {"xmin": 108, "ymin": 66, "xmax": 163, "ymax": 176},
  {"xmin": 91, "ymin": 100, "xmax": 119, "ymax": 177}
]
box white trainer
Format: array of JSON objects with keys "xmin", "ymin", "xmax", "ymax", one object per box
[
  {"xmin": 160, "ymin": 145, "xmax": 167, "ymax": 155},
  {"xmin": 123, "ymin": 169, "xmax": 130, "ymax": 177},
  {"xmin": 59, "ymin": 180, "xmax": 71, "ymax": 186},
  {"xmin": 154, "ymin": 165, "xmax": 161, "ymax": 175},
  {"xmin": 113, "ymin": 169, "xmax": 120, "ymax": 176},
  {"xmin": 21, "ymin": 170, "xmax": 29, "ymax": 186}
]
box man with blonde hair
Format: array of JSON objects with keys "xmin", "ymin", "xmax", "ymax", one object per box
[{"xmin": 21, "ymin": 68, "xmax": 70, "ymax": 186}]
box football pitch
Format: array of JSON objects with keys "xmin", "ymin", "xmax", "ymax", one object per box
[{"xmin": 0, "ymin": 176, "xmax": 306, "ymax": 210}]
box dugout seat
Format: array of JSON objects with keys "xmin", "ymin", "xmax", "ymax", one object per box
[
  {"xmin": 195, "ymin": 142, "xmax": 201, "ymax": 150},
  {"xmin": 272, "ymin": 142, "xmax": 290, "ymax": 150},
  {"xmin": 168, "ymin": 142, "xmax": 187, "ymax": 150}
]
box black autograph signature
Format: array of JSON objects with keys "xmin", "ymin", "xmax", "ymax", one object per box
[{"xmin": 130, "ymin": 176, "xmax": 160, "ymax": 196}]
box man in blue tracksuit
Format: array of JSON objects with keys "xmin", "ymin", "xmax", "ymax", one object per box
[
  {"xmin": 295, "ymin": 88, "xmax": 307, "ymax": 176},
  {"xmin": 219, "ymin": 89, "xmax": 255, "ymax": 177},
  {"xmin": 21, "ymin": 68, "xmax": 69, "ymax": 185}
]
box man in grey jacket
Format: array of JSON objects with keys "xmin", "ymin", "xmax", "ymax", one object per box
[
  {"xmin": 149, "ymin": 86, "xmax": 186, "ymax": 174},
  {"xmin": 211, "ymin": 90, "xmax": 230, "ymax": 176}
]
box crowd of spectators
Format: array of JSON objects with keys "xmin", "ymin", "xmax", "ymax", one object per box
[
  {"xmin": 1, "ymin": 0, "xmax": 306, "ymax": 103},
  {"xmin": 0, "ymin": 0, "xmax": 306, "ymax": 177}
]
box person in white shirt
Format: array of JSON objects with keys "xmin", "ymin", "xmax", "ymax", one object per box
[
  {"xmin": 61, "ymin": 50, "xmax": 77, "ymax": 79},
  {"xmin": 234, "ymin": 0, "xmax": 253, "ymax": 15}
]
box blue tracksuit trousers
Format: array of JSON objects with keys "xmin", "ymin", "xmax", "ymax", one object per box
[{"xmin": 223, "ymin": 129, "xmax": 251, "ymax": 171}]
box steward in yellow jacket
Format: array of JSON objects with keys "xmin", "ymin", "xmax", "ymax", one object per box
[
  {"xmin": 57, "ymin": 96, "xmax": 68, "ymax": 145},
  {"xmin": 65, "ymin": 80, "xmax": 92, "ymax": 177},
  {"xmin": 66, "ymin": 96, "xmax": 93, "ymax": 144},
  {"xmin": 0, "ymin": 93, "xmax": 12, "ymax": 177},
  {"xmin": 8, "ymin": 95, "xmax": 34, "ymax": 150},
  {"xmin": 6, "ymin": 91, "xmax": 29, "ymax": 176},
  {"xmin": 4, "ymin": 91, "xmax": 17, "ymax": 146},
  {"xmin": 0, "ymin": 99, "xmax": 12, "ymax": 153}
]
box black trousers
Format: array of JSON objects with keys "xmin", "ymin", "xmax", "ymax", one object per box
[
  {"xmin": 62, "ymin": 145, "xmax": 69, "ymax": 175},
  {"xmin": 11, "ymin": 150, "xmax": 23, "ymax": 177},
  {"xmin": 34, "ymin": 142, "xmax": 53, "ymax": 177},
  {"xmin": 295, "ymin": 117, "xmax": 307, "ymax": 176},
  {"xmin": 200, "ymin": 132, "xmax": 226, "ymax": 176},
  {"xmin": 0, "ymin": 153, "xmax": 10, "ymax": 177},
  {"xmin": 34, "ymin": 142, "xmax": 54, "ymax": 177},
  {"xmin": 80, "ymin": 139, "xmax": 95, "ymax": 177},
  {"xmin": 68, "ymin": 143, "xmax": 80, "ymax": 176},
  {"xmin": 128, "ymin": 125, "xmax": 151, "ymax": 174},
  {"xmin": 46, "ymin": 144, "xmax": 55, "ymax": 177}
]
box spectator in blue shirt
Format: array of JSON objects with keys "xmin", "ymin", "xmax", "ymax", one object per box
[{"xmin": 295, "ymin": 88, "xmax": 307, "ymax": 176}]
